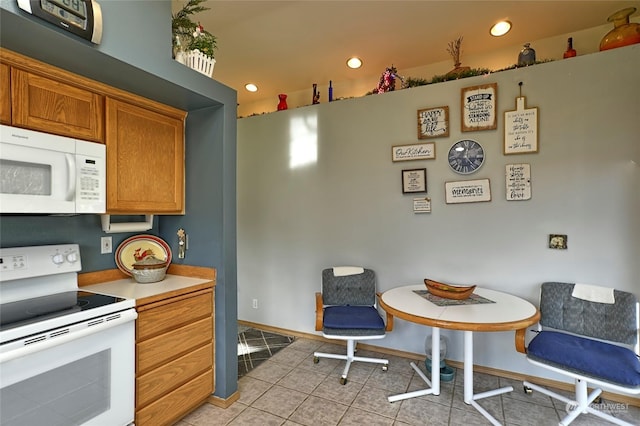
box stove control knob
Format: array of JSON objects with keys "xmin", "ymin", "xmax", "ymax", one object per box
[
  {"xmin": 52, "ymin": 253, "xmax": 65, "ymax": 265},
  {"xmin": 66, "ymin": 252, "xmax": 79, "ymax": 263}
]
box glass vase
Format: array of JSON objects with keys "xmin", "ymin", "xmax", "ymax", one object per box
[
  {"xmin": 599, "ymin": 7, "xmax": 640, "ymax": 51},
  {"xmin": 518, "ymin": 43, "xmax": 536, "ymax": 66}
]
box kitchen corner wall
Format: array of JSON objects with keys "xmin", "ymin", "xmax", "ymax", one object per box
[
  {"xmin": 237, "ymin": 45, "xmax": 640, "ymax": 382},
  {"xmin": 0, "ymin": 1, "xmax": 238, "ymax": 400}
]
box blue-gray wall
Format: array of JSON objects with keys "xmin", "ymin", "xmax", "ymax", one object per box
[{"xmin": 0, "ymin": 0, "xmax": 238, "ymax": 399}]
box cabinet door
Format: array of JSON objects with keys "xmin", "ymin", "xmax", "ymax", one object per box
[
  {"xmin": 0, "ymin": 63, "xmax": 10, "ymax": 124},
  {"xmin": 11, "ymin": 68, "xmax": 104, "ymax": 141},
  {"xmin": 106, "ymin": 98, "xmax": 185, "ymax": 214}
]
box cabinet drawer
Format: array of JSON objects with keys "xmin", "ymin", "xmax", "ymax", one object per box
[
  {"xmin": 137, "ymin": 342, "xmax": 212, "ymax": 408},
  {"xmin": 135, "ymin": 369, "xmax": 213, "ymax": 426},
  {"xmin": 137, "ymin": 317, "xmax": 212, "ymax": 374},
  {"xmin": 11, "ymin": 69, "xmax": 104, "ymax": 141},
  {"xmin": 137, "ymin": 291, "xmax": 212, "ymax": 340}
]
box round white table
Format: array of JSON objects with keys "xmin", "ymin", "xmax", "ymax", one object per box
[{"xmin": 379, "ymin": 284, "xmax": 540, "ymax": 426}]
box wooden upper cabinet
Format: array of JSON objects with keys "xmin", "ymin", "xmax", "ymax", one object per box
[
  {"xmin": 0, "ymin": 63, "xmax": 10, "ymax": 124},
  {"xmin": 11, "ymin": 68, "xmax": 104, "ymax": 142},
  {"xmin": 106, "ymin": 98, "xmax": 186, "ymax": 214}
]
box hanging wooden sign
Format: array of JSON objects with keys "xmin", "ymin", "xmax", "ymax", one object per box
[
  {"xmin": 504, "ymin": 96, "xmax": 538, "ymax": 154},
  {"xmin": 505, "ymin": 163, "xmax": 532, "ymax": 201}
]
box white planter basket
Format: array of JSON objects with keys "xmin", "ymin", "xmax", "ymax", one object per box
[{"xmin": 177, "ymin": 49, "xmax": 216, "ymax": 77}]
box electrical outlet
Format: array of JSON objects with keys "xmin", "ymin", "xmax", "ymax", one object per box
[
  {"xmin": 252, "ymin": 299, "xmax": 258, "ymax": 309},
  {"xmin": 101, "ymin": 236, "xmax": 113, "ymax": 254}
]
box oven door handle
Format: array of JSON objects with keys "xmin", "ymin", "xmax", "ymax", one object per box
[{"xmin": 0, "ymin": 309, "xmax": 137, "ymax": 363}]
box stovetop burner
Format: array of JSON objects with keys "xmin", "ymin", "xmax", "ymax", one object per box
[{"xmin": 0, "ymin": 291, "xmax": 127, "ymax": 332}]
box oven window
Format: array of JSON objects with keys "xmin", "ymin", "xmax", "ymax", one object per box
[
  {"xmin": 0, "ymin": 350, "xmax": 111, "ymax": 426},
  {"xmin": 0, "ymin": 159, "xmax": 52, "ymax": 196}
]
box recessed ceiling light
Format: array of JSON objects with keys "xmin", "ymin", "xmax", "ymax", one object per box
[
  {"xmin": 490, "ymin": 20, "xmax": 512, "ymax": 37},
  {"xmin": 245, "ymin": 83, "xmax": 258, "ymax": 92},
  {"xmin": 346, "ymin": 57, "xmax": 362, "ymax": 69}
]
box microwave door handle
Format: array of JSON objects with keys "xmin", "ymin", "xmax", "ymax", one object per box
[{"xmin": 65, "ymin": 153, "xmax": 77, "ymax": 201}]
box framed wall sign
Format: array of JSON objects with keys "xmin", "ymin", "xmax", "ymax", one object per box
[
  {"xmin": 392, "ymin": 142, "xmax": 435, "ymax": 162},
  {"xmin": 505, "ymin": 163, "xmax": 532, "ymax": 201},
  {"xmin": 402, "ymin": 168, "xmax": 427, "ymax": 194},
  {"xmin": 417, "ymin": 106, "xmax": 449, "ymax": 139},
  {"xmin": 461, "ymin": 83, "xmax": 498, "ymax": 132},
  {"xmin": 413, "ymin": 197, "xmax": 431, "ymax": 213},
  {"xmin": 445, "ymin": 179, "xmax": 491, "ymax": 204},
  {"xmin": 504, "ymin": 97, "xmax": 538, "ymax": 154}
]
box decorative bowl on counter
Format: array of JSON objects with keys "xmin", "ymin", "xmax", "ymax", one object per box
[
  {"xmin": 424, "ymin": 279, "xmax": 476, "ymax": 300},
  {"xmin": 131, "ymin": 256, "xmax": 168, "ymax": 284}
]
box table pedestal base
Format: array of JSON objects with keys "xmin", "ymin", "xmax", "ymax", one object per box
[
  {"xmin": 464, "ymin": 331, "xmax": 513, "ymax": 426},
  {"xmin": 388, "ymin": 328, "xmax": 441, "ymax": 403}
]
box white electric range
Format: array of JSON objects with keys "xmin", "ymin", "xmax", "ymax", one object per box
[{"xmin": 0, "ymin": 244, "xmax": 137, "ymax": 426}]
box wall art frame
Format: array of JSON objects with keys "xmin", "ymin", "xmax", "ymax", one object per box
[
  {"xmin": 504, "ymin": 96, "xmax": 538, "ymax": 154},
  {"xmin": 461, "ymin": 83, "xmax": 498, "ymax": 132},
  {"xmin": 392, "ymin": 142, "xmax": 435, "ymax": 162},
  {"xmin": 505, "ymin": 163, "xmax": 532, "ymax": 201},
  {"xmin": 417, "ymin": 106, "xmax": 449, "ymax": 139},
  {"xmin": 445, "ymin": 178, "xmax": 491, "ymax": 204},
  {"xmin": 413, "ymin": 197, "xmax": 431, "ymax": 213},
  {"xmin": 402, "ymin": 168, "xmax": 427, "ymax": 194}
]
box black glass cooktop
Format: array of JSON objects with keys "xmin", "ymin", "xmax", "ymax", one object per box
[{"xmin": 0, "ymin": 291, "xmax": 126, "ymax": 331}]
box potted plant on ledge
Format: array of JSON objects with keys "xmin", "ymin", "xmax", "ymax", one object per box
[{"xmin": 172, "ymin": 0, "xmax": 217, "ymax": 77}]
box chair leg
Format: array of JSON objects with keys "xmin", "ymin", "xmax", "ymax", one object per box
[
  {"xmin": 523, "ymin": 379, "xmax": 633, "ymax": 426},
  {"xmin": 313, "ymin": 339, "xmax": 389, "ymax": 385}
]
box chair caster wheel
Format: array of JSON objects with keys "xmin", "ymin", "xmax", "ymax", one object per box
[
  {"xmin": 382, "ymin": 364, "xmax": 388, "ymax": 372},
  {"xmin": 313, "ymin": 356, "xmax": 319, "ymax": 364},
  {"xmin": 340, "ymin": 377, "xmax": 347, "ymax": 385},
  {"xmin": 524, "ymin": 385, "xmax": 533, "ymax": 394}
]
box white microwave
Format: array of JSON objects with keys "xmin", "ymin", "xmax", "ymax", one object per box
[{"xmin": 0, "ymin": 125, "xmax": 106, "ymax": 214}]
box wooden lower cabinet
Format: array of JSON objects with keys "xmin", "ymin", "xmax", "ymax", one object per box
[{"xmin": 135, "ymin": 288, "xmax": 214, "ymax": 426}]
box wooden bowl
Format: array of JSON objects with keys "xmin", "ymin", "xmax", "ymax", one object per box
[{"xmin": 424, "ymin": 279, "xmax": 476, "ymax": 300}]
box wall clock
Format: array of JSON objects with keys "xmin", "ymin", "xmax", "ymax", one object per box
[
  {"xmin": 448, "ymin": 139, "xmax": 485, "ymax": 174},
  {"xmin": 17, "ymin": 0, "xmax": 103, "ymax": 44}
]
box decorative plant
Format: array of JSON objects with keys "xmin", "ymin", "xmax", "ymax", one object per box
[
  {"xmin": 372, "ymin": 65, "xmax": 404, "ymax": 94},
  {"xmin": 447, "ymin": 36, "xmax": 464, "ymax": 67},
  {"xmin": 172, "ymin": 0, "xmax": 217, "ymax": 58}
]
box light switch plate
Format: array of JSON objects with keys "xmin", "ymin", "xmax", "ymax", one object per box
[{"xmin": 101, "ymin": 236, "xmax": 113, "ymax": 254}]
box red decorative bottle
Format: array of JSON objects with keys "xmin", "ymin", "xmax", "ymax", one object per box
[
  {"xmin": 277, "ymin": 94, "xmax": 288, "ymax": 111},
  {"xmin": 563, "ymin": 37, "xmax": 577, "ymax": 58}
]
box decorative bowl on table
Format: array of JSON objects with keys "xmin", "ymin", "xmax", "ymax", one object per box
[
  {"xmin": 131, "ymin": 256, "xmax": 168, "ymax": 284},
  {"xmin": 424, "ymin": 279, "xmax": 476, "ymax": 300}
]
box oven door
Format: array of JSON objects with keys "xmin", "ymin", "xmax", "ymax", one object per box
[{"xmin": 0, "ymin": 310, "xmax": 137, "ymax": 426}]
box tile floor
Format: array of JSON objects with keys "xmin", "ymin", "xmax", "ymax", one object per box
[
  {"xmin": 237, "ymin": 326, "xmax": 295, "ymax": 378},
  {"xmin": 178, "ymin": 337, "xmax": 639, "ymax": 425}
]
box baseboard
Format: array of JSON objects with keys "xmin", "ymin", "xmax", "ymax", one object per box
[
  {"xmin": 237, "ymin": 320, "xmax": 640, "ymax": 408},
  {"xmin": 207, "ymin": 391, "xmax": 240, "ymax": 409}
]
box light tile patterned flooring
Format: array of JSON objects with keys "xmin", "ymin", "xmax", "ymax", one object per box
[{"xmin": 178, "ymin": 337, "xmax": 640, "ymax": 425}]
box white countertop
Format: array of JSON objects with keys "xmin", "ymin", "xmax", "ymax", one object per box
[{"xmin": 82, "ymin": 274, "xmax": 212, "ymax": 303}]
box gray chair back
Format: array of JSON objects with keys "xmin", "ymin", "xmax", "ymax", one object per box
[
  {"xmin": 539, "ymin": 282, "xmax": 638, "ymax": 345},
  {"xmin": 321, "ymin": 268, "xmax": 376, "ymax": 306}
]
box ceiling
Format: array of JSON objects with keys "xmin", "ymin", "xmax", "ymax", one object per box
[{"xmin": 172, "ymin": 1, "xmax": 639, "ymax": 108}]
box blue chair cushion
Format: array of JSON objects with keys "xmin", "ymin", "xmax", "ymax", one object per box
[
  {"xmin": 528, "ymin": 331, "xmax": 640, "ymax": 387},
  {"xmin": 323, "ymin": 305, "xmax": 385, "ymax": 330}
]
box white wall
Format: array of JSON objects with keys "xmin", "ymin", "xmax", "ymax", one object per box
[{"xmin": 237, "ymin": 44, "xmax": 640, "ymax": 382}]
